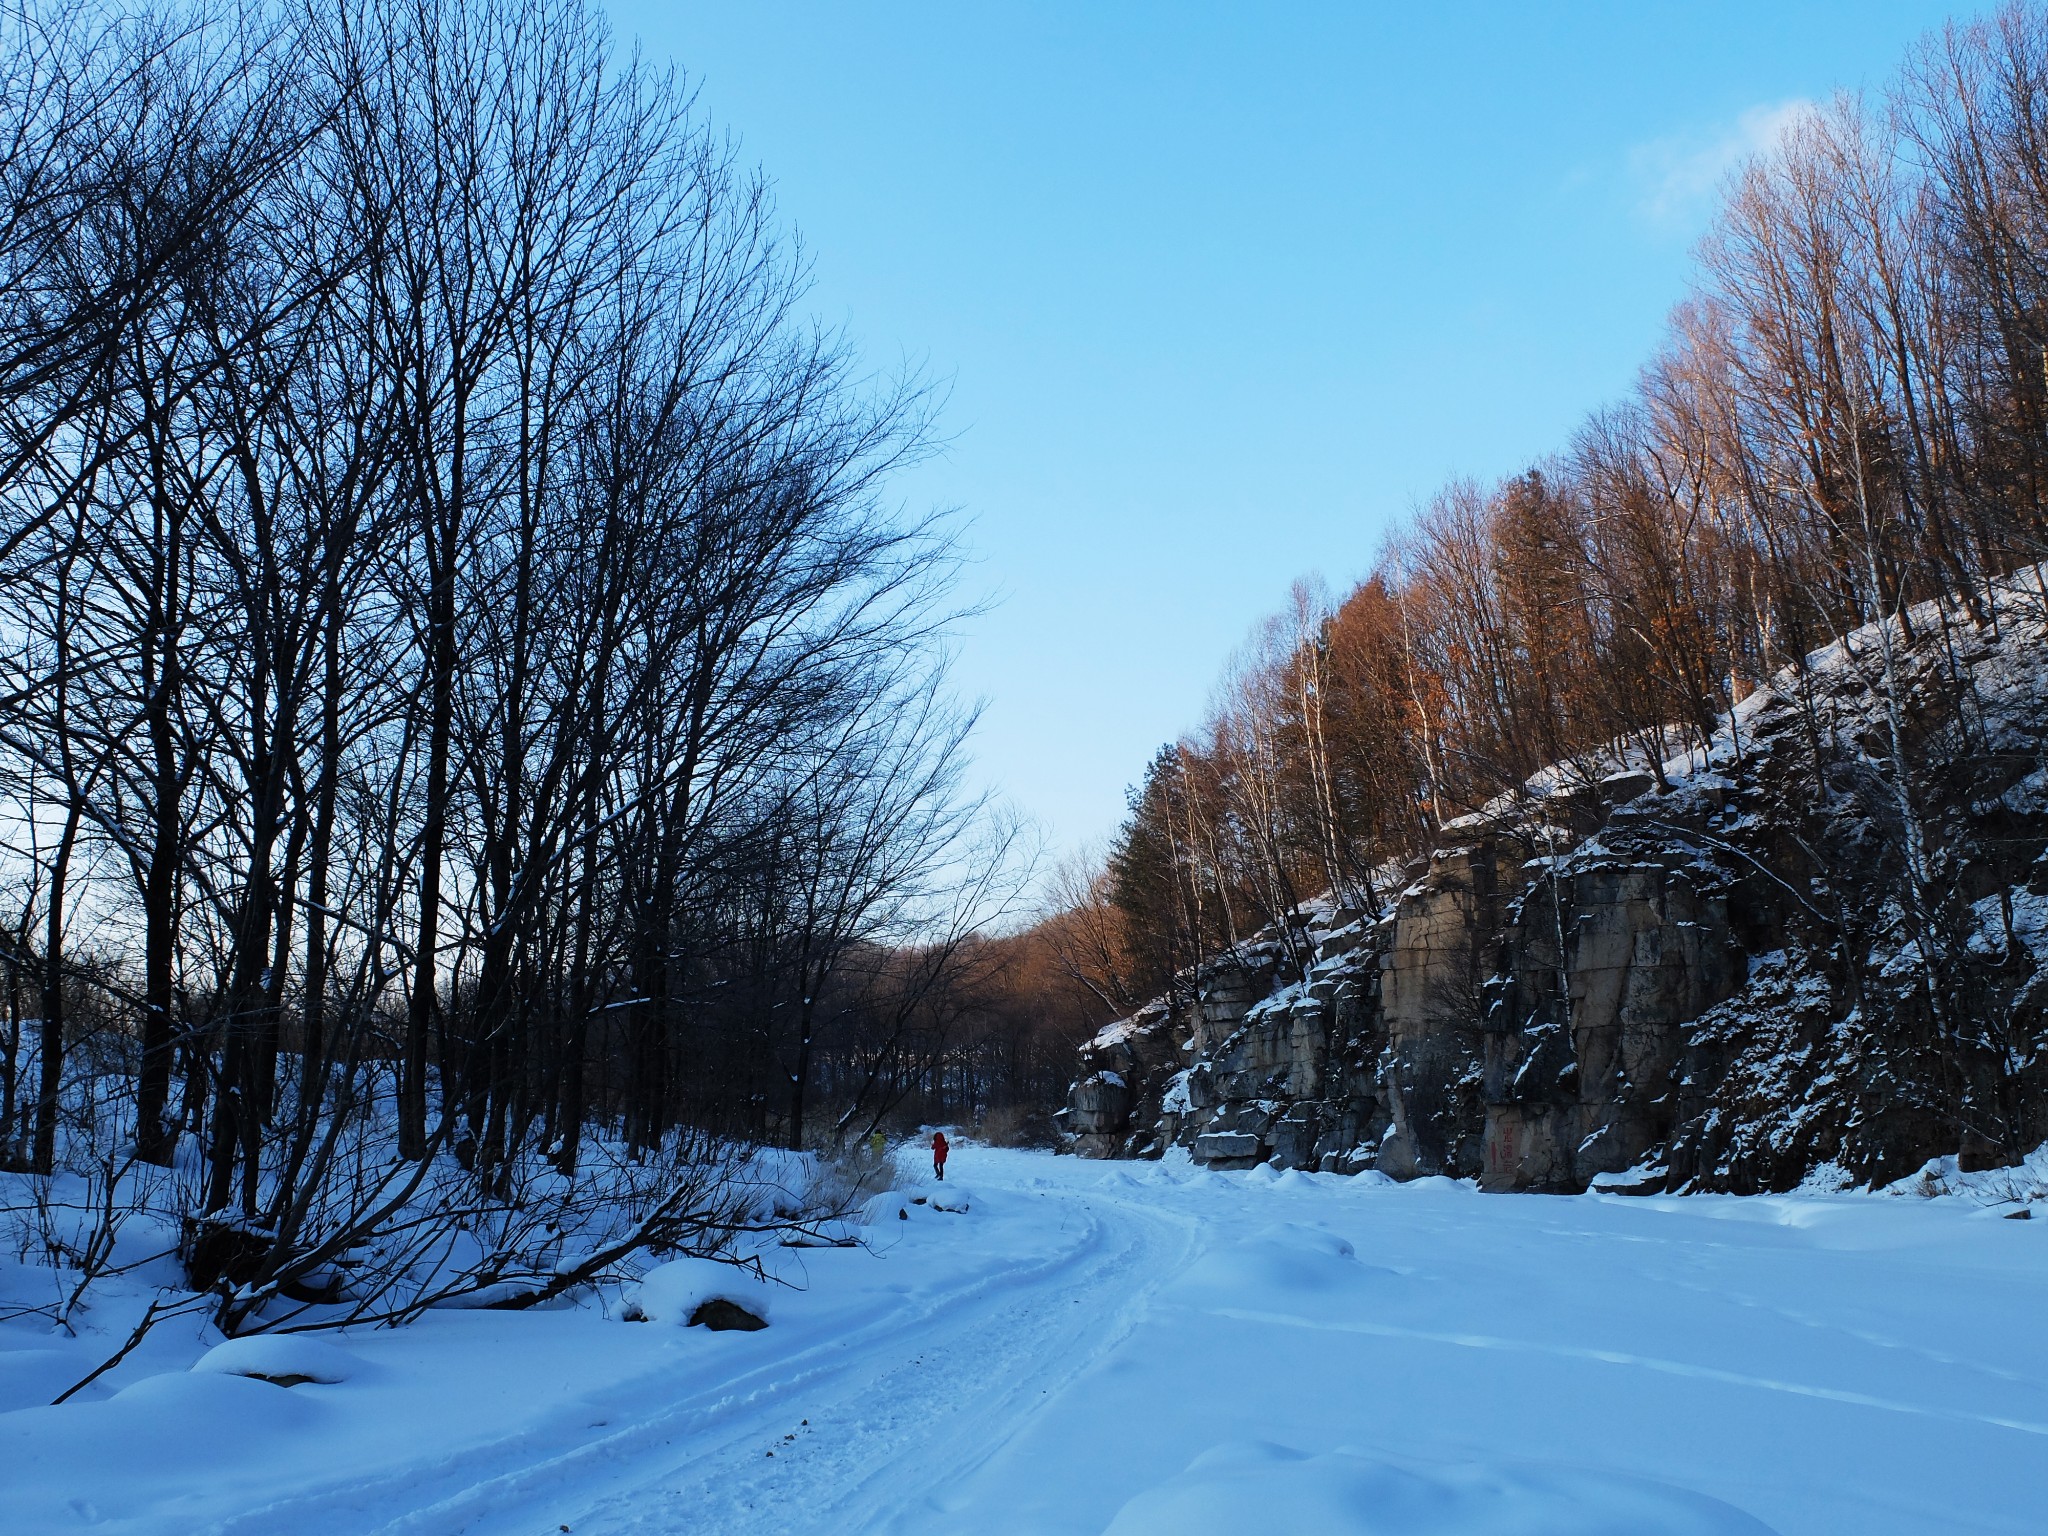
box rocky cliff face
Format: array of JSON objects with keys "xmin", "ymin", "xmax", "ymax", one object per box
[{"xmin": 1062, "ymin": 584, "xmax": 2048, "ymax": 1192}]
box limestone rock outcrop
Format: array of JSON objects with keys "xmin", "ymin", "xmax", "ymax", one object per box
[{"xmin": 1061, "ymin": 585, "xmax": 2048, "ymax": 1192}]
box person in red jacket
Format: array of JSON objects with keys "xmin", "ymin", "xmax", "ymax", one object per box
[{"xmin": 931, "ymin": 1130, "xmax": 949, "ymax": 1181}]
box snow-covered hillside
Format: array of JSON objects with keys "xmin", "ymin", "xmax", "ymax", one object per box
[
  {"xmin": 1070, "ymin": 576, "xmax": 2048, "ymax": 1194},
  {"xmin": 5, "ymin": 1145, "xmax": 2044, "ymax": 1534}
]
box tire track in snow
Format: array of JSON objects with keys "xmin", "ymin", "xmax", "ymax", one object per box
[
  {"xmin": 524, "ymin": 1189, "xmax": 1195, "ymax": 1536},
  {"xmin": 1194, "ymin": 1304, "xmax": 2048, "ymax": 1439},
  {"xmin": 197, "ymin": 1196, "xmax": 1107, "ymax": 1536},
  {"xmin": 199, "ymin": 1181, "xmax": 1194, "ymax": 1536}
]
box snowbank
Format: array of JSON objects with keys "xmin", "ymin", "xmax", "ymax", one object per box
[
  {"xmin": 1881, "ymin": 1144, "xmax": 2048, "ymax": 1207},
  {"xmin": 1101, "ymin": 1442, "xmax": 1778, "ymax": 1535},
  {"xmin": 861, "ymin": 1188, "xmax": 919, "ymax": 1225},
  {"xmin": 191, "ymin": 1335, "xmax": 361, "ymax": 1386},
  {"xmin": 1169, "ymin": 1221, "xmax": 1385, "ymax": 1302},
  {"xmin": 861, "ymin": 1185, "xmax": 972, "ymax": 1224},
  {"xmin": 1, "ymin": 1371, "xmax": 324, "ymax": 1526}
]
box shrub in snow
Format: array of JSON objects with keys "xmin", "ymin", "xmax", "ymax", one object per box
[
  {"xmin": 191, "ymin": 1335, "xmax": 360, "ymax": 1388},
  {"xmin": 1883, "ymin": 1144, "xmax": 2048, "ymax": 1206},
  {"xmin": 806, "ymin": 1138, "xmax": 904, "ymax": 1220},
  {"xmin": 631, "ymin": 1256, "xmax": 773, "ymax": 1330},
  {"xmin": 975, "ymin": 1104, "xmax": 1058, "ymax": 1147},
  {"xmin": 181, "ymin": 1218, "xmax": 274, "ymax": 1294}
]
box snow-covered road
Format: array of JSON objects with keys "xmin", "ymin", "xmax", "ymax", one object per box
[
  {"xmin": 6, "ymin": 1146, "xmax": 2046, "ymax": 1534},
  {"xmin": 412, "ymin": 1175, "xmax": 1198, "ymax": 1536}
]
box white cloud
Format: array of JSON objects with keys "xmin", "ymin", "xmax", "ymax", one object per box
[{"xmin": 1629, "ymin": 99, "xmax": 1816, "ymax": 232}]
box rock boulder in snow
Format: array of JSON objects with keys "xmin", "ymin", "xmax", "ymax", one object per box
[{"xmin": 634, "ymin": 1256, "xmax": 774, "ymax": 1329}]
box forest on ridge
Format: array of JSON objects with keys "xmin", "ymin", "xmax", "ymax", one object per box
[{"xmin": 1044, "ymin": 3, "xmax": 2048, "ymax": 1028}]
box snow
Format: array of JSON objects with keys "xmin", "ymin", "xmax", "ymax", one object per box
[
  {"xmin": 633, "ymin": 1256, "xmax": 776, "ymax": 1326},
  {"xmin": 1436, "ymin": 727, "xmax": 1703, "ymax": 834},
  {"xmin": 190, "ymin": 1335, "xmax": 362, "ymax": 1385},
  {"xmin": 1100, "ymin": 1442, "xmax": 1772, "ymax": 1535},
  {"xmin": 1088, "ymin": 1020, "xmax": 1143, "ymax": 1050},
  {"xmin": 1168, "ymin": 1220, "xmax": 1374, "ymax": 1297},
  {"xmin": 4, "ymin": 1145, "xmax": 2047, "ymax": 1534},
  {"xmin": 1881, "ymin": 1144, "xmax": 2048, "ymax": 1204},
  {"xmin": 859, "ymin": 1187, "xmax": 923, "ymax": 1225},
  {"xmin": 1970, "ymin": 887, "xmax": 2048, "ymax": 963},
  {"xmin": 1159, "ymin": 1069, "xmax": 1192, "ymax": 1114},
  {"xmin": 1243, "ymin": 980, "xmax": 1305, "ymax": 1020}
]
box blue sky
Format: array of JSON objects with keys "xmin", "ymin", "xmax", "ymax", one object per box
[{"xmin": 605, "ymin": 1, "xmax": 1958, "ymax": 865}]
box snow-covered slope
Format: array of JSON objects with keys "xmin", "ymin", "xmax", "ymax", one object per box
[{"xmin": 6, "ymin": 1145, "xmax": 2043, "ymax": 1534}]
